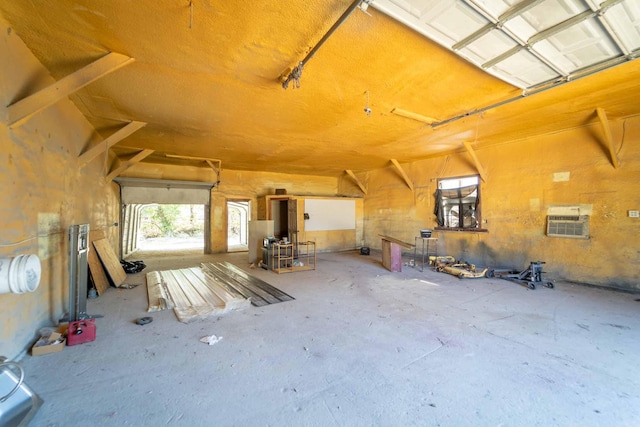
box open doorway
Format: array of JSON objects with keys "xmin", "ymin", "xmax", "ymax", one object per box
[
  {"xmin": 137, "ymin": 204, "xmax": 205, "ymax": 251},
  {"xmin": 227, "ymin": 200, "xmax": 250, "ymax": 252}
]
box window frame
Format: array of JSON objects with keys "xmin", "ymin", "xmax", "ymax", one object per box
[{"xmin": 434, "ymin": 174, "xmax": 487, "ymax": 232}]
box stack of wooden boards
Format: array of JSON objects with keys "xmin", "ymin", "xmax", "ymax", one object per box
[
  {"xmin": 146, "ymin": 261, "xmax": 294, "ymax": 323},
  {"xmin": 88, "ymin": 230, "xmax": 128, "ymax": 295}
]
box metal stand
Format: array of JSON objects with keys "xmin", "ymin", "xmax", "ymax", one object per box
[
  {"xmin": 413, "ymin": 237, "xmax": 438, "ymax": 272},
  {"xmin": 61, "ymin": 224, "xmax": 102, "ymax": 322}
]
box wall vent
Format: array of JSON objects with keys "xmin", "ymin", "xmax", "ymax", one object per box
[{"xmin": 546, "ymin": 215, "xmax": 589, "ymax": 239}]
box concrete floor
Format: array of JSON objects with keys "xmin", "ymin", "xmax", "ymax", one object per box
[{"xmin": 17, "ymin": 250, "xmax": 640, "ymax": 426}]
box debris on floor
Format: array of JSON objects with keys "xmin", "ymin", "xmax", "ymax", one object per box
[
  {"xmin": 432, "ymin": 256, "xmax": 488, "ymax": 279},
  {"xmin": 119, "ymin": 282, "xmax": 144, "ymax": 290},
  {"xmin": 199, "ymin": 335, "xmax": 223, "ymax": 346},
  {"xmin": 135, "ymin": 316, "xmax": 153, "ymax": 325},
  {"xmin": 120, "ymin": 260, "xmax": 146, "ymax": 274}
]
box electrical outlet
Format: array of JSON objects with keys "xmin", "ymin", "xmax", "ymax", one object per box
[{"xmin": 629, "ymin": 210, "xmax": 640, "ymax": 218}]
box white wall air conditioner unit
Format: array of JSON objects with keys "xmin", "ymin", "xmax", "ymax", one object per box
[{"xmin": 546, "ymin": 215, "xmax": 590, "ymax": 239}]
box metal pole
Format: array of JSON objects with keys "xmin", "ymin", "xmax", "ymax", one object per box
[{"xmin": 282, "ymin": 0, "xmax": 364, "ymax": 88}]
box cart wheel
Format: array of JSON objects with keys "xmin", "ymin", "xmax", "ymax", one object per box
[
  {"xmin": 485, "ymin": 268, "xmax": 495, "ymax": 278},
  {"xmin": 546, "ymin": 282, "xmax": 554, "ymax": 288},
  {"xmin": 528, "ymin": 283, "xmax": 536, "ymax": 290}
]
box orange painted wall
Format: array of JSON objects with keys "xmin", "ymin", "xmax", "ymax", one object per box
[
  {"xmin": 342, "ymin": 117, "xmax": 640, "ymax": 291},
  {"xmin": 1, "ymin": 18, "xmax": 120, "ymax": 359}
]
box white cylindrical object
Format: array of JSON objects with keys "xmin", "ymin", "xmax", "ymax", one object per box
[{"xmin": 0, "ymin": 255, "xmax": 41, "ymax": 294}]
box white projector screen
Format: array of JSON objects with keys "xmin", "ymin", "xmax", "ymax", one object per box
[{"xmin": 304, "ymin": 199, "xmax": 356, "ymax": 231}]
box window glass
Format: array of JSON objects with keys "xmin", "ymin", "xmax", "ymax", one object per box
[{"xmin": 434, "ymin": 176, "xmax": 480, "ymax": 229}]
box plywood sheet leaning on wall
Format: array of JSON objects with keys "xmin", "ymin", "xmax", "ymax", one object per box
[
  {"xmin": 88, "ymin": 250, "xmax": 111, "ymax": 295},
  {"xmin": 93, "ymin": 239, "xmax": 127, "ymax": 287},
  {"xmin": 88, "ymin": 230, "xmax": 110, "ymax": 295}
]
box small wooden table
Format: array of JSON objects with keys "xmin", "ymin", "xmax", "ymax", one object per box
[{"xmin": 379, "ymin": 235, "xmax": 414, "ymax": 272}]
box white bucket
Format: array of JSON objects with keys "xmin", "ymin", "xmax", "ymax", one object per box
[{"xmin": 0, "ymin": 255, "xmax": 41, "ymax": 294}]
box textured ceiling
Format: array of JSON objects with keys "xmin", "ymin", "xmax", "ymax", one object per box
[{"xmin": 2, "ymin": 0, "xmax": 639, "ymax": 177}]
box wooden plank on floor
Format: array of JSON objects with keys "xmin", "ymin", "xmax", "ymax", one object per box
[
  {"xmin": 162, "ymin": 269, "xmax": 201, "ymax": 323},
  {"xmin": 146, "ymin": 270, "xmax": 174, "ymax": 312},
  {"xmin": 159, "ymin": 268, "xmax": 246, "ymax": 323},
  {"xmin": 93, "ymin": 239, "xmax": 127, "ymax": 286}
]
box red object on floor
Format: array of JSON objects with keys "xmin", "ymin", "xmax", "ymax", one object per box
[{"xmin": 67, "ymin": 319, "xmax": 96, "ymax": 346}]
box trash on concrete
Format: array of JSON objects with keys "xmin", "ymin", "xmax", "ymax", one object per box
[
  {"xmin": 200, "ymin": 335, "xmax": 223, "ymax": 346},
  {"xmin": 120, "ymin": 260, "xmax": 146, "ymax": 274},
  {"xmin": 135, "ymin": 316, "xmax": 153, "ymax": 325}
]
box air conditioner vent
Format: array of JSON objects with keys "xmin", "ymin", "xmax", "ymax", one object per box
[
  {"xmin": 548, "ymin": 215, "xmax": 579, "ymax": 221},
  {"xmin": 547, "ymin": 215, "xmax": 589, "ymax": 239}
]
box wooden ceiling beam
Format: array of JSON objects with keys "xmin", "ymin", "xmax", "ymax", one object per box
[
  {"xmin": 165, "ymin": 154, "xmax": 222, "ymax": 163},
  {"xmin": 205, "ymin": 160, "xmax": 221, "ymax": 184},
  {"xmin": 6, "ymin": 52, "xmax": 134, "ymax": 128},
  {"xmin": 345, "ymin": 170, "xmax": 367, "ymax": 195},
  {"xmin": 106, "ymin": 149, "xmax": 154, "ymax": 182},
  {"xmin": 78, "ymin": 121, "xmax": 147, "ymax": 167},
  {"xmin": 596, "ymin": 107, "xmax": 620, "ymax": 169},
  {"xmin": 165, "ymin": 154, "xmax": 222, "ymax": 181},
  {"xmin": 391, "ymin": 108, "xmax": 438, "ymax": 124},
  {"xmin": 390, "ymin": 159, "xmax": 414, "ymax": 191},
  {"xmin": 205, "ymin": 160, "xmax": 220, "ymax": 174},
  {"xmin": 462, "ymin": 142, "xmax": 488, "ymax": 182}
]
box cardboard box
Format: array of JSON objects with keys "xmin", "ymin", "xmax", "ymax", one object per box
[{"xmin": 31, "ymin": 332, "xmax": 66, "ymax": 356}]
